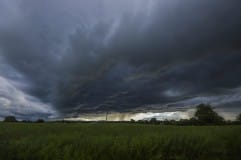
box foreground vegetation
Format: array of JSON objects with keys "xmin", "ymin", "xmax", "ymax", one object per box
[
  {"xmin": 0, "ymin": 123, "xmax": 241, "ymax": 160},
  {"xmin": 1, "ymin": 104, "xmax": 241, "ymax": 160}
]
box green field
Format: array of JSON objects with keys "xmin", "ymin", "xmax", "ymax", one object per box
[{"xmin": 0, "ymin": 123, "xmax": 241, "ymax": 160}]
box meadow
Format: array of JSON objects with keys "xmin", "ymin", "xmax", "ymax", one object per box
[{"xmin": 0, "ymin": 123, "xmax": 240, "ymax": 160}]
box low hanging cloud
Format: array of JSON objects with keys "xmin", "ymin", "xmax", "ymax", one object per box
[
  {"xmin": 64, "ymin": 111, "xmax": 193, "ymax": 122},
  {"xmin": 0, "ymin": 76, "xmax": 56, "ymax": 120},
  {"xmin": 0, "ymin": 0, "xmax": 241, "ymax": 119}
]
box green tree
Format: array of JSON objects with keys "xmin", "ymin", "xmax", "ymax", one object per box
[
  {"xmin": 3, "ymin": 116, "xmax": 17, "ymax": 122},
  {"xmin": 35, "ymin": 119, "xmax": 45, "ymax": 123},
  {"xmin": 130, "ymin": 119, "xmax": 135, "ymax": 123},
  {"xmin": 150, "ymin": 118, "xmax": 158, "ymax": 124},
  {"xmin": 194, "ymin": 104, "xmax": 224, "ymax": 125},
  {"xmin": 236, "ymin": 113, "xmax": 241, "ymax": 122}
]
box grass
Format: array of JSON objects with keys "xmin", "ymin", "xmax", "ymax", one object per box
[{"xmin": 0, "ymin": 123, "xmax": 241, "ymax": 160}]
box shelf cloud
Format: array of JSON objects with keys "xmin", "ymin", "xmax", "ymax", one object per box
[{"xmin": 0, "ymin": 0, "xmax": 241, "ymax": 119}]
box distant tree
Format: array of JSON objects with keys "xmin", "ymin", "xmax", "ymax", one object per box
[
  {"xmin": 3, "ymin": 116, "xmax": 17, "ymax": 122},
  {"xmin": 150, "ymin": 118, "xmax": 158, "ymax": 124},
  {"xmin": 236, "ymin": 113, "xmax": 241, "ymax": 122},
  {"xmin": 189, "ymin": 117, "xmax": 199, "ymax": 125},
  {"xmin": 178, "ymin": 118, "xmax": 199, "ymax": 126},
  {"xmin": 22, "ymin": 120, "xmax": 32, "ymax": 123},
  {"xmin": 137, "ymin": 120, "xmax": 145, "ymax": 124},
  {"xmin": 35, "ymin": 119, "xmax": 45, "ymax": 123},
  {"xmin": 163, "ymin": 119, "xmax": 170, "ymax": 125},
  {"xmin": 194, "ymin": 104, "xmax": 224, "ymax": 125},
  {"xmin": 130, "ymin": 119, "xmax": 135, "ymax": 123}
]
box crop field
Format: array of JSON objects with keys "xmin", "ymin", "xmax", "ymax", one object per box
[{"xmin": 0, "ymin": 123, "xmax": 240, "ymax": 160}]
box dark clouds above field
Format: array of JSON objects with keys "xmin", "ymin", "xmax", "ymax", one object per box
[{"xmin": 0, "ymin": 0, "xmax": 241, "ymax": 119}]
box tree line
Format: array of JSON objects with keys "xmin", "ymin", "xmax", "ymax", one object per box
[
  {"xmin": 132, "ymin": 104, "xmax": 241, "ymax": 125},
  {"xmin": 2, "ymin": 116, "xmax": 45, "ymax": 123},
  {"xmin": 2, "ymin": 104, "xmax": 241, "ymax": 125}
]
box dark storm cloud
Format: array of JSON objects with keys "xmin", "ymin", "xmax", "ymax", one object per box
[{"xmin": 0, "ymin": 0, "xmax": 241, "ymax": 118}]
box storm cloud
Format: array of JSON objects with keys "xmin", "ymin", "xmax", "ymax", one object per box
[{"xmin": 0, "ymin": 0, "xmax": 241, "ymax": 119}]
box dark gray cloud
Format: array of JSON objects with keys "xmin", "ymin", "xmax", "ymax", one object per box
[{"xmin": 0, "ymin": 0, "xmax": 241, "ymax": 119}]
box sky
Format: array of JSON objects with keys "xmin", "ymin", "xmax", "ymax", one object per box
[{"xmin": 0, "ymin": 0, "xmax": 241, "ymax": 121}]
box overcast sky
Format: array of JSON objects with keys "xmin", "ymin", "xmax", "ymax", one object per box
[{"xmin": 0, "ymin": 0, "xmax": 241, "ymax": 120}]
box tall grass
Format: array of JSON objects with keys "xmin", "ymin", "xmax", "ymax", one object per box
[{"xmin": 0, "ymin": 123, "xmax": 240, "ymax": 160}]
